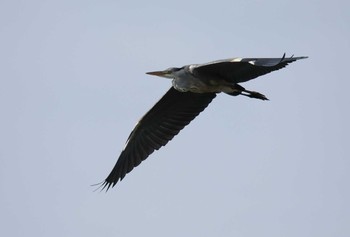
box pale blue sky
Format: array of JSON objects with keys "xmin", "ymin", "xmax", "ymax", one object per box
[{"xmin": 1, "ymin": 0, "xmax": 349, "ymax": 236}]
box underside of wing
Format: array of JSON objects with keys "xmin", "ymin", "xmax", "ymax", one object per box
[
  {"xmin": 101, "ymin": 87, "xmax": 216, "ymax": 190},
  {"xmin": 193, "ymin": 54, "xmax": 308, "ymax": 83}
]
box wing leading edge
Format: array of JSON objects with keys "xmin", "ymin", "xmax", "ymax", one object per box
[{"xmin": 193, "ymin": 54, "xmax": 308, "ymax": 83}]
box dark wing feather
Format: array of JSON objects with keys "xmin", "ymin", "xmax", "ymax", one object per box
[
  {"xmin": 101, "ymin": 87, "xmax": 216, "ymax": 190},
  {"xmin": 193, "ymin": 54, "xmax": 308, "ymax": 83}
]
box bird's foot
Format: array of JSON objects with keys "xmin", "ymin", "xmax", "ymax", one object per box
[
  {"xmin": 242, "ymin": 90, "xmax": 269, "ymax": 100},
  {"xmin": 229, "ymin": 84, "xmax": 268, "ymax": 101}
]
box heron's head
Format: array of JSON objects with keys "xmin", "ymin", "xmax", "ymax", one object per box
[{"xmin": 146, "ymin": 67, "xmax": 182, "ymax": 79}]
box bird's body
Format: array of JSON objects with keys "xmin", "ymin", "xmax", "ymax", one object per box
[
  {"xmin": 99, "ymin": 54, "xmax": 307, "ymax": 190},
  {"xmin": 171, "ymin": 65, "xmax": 235, "ymax": 93}
]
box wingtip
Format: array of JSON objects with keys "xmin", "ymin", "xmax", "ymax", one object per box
[
  {"xmin": 281, "ymin": 54, "xmax": 308, "ymax": 63},
  {"xmin": 294, "ymin": 56, "xmax": 309, "ymax": 61},
  {"xmin": 290, "ymin": 54, "xmax": 308, "ymax": 60},
  {"xmin": 285, "ymin": 53, "xmax": 308, "ymax": 59},
  {"xmin": 91, "ymin": 180, "xmax": 117, "ymax": 192}
]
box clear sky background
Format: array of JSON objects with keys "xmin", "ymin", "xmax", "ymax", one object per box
[{"xmin": 1, "ymin": 0, "xmax": 349, "ymax": 236}]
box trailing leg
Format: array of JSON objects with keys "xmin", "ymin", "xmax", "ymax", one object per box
[{"xmin": 225, "ymin": 84, "xmax": 268, "ymax": 100}]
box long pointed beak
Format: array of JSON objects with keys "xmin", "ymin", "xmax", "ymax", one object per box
[{"xmin": 146, "ymin": 70, "xmax": 167, "ymax": 77}]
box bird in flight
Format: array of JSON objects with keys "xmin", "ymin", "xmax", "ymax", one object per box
[{"xmin": 99, "ymin": 54, "xmax": 307, "ymax": 191}]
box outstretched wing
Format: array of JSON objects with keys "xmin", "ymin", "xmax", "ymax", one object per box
[
  {"xmin": 193, "ymin": 54, "xmax": 308, "ymax": 83},
  {"xmin": 101, "ymin": 87, "xmax": 216, "ymax": 190}
]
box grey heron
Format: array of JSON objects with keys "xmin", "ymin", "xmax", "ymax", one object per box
[{"xmin": 99, "ymin": 54, "xmax": 307, "ymax": 190}]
